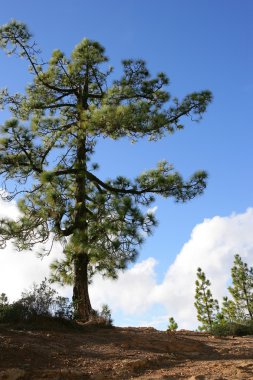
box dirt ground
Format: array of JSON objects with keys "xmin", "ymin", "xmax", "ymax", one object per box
[{"xmin": 0, "ymin": 322, "xmax": 253, "ymax": 380}]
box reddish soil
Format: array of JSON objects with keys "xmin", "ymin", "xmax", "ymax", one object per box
[{"xmin": 0, "ymin": 323, "xmax": 253, "ymax": 379}]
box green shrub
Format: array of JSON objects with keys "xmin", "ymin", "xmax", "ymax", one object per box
[
  {"xmin": 211, "ymin": 320, "xmax": 253, "ymax": 337},
  {"xmin": 0, "ymin": 301, "xmax": 34, "ymax": 322},
  {"xmin": 100, "ymin": 304, "xmax": 113, "ymax": 326},
  {"xmin": 19, "ymin": 279, "xmax": 57, "ymax": 317},
  {"xmin": 54, "ymin": 296, "xmax": 73, "ymax": 319},
  {"xmin": 0, "ymin": 293, "xmax": 8, "ymax": 307},
  {"xmin": 167, "ymin": 317, "xmax": 178, "ymax": 331},
  {"xmin": 89, "ymin": 304, "xmax": 113, "ymax": 326},
  {"xmin": 0, "ymin": 279, "xmax": 73, "ymax": 323},
  {"xmin": 0, "ymin": 293, "xmax": 10, "ymax": 321}
]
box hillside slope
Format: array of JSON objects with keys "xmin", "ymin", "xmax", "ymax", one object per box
[{"xmin": 0, "ymin": 323, "xmax": 253, "ymax": 379}]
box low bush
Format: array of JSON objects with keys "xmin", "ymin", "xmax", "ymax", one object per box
[
  {"xmin": 0, "ymin": 279, "xmax": 73, "ymax": 324},
  {"xmin": 211, "ymin": 320, "xmax": 253, "ymax": 337},
  {"xmin": 88, "ymin": 304, "xmax": 113, "ymax": 327},
  {"xmin": 0, "ymin": 301, "xmax": 35, "ymax": 322},
  {"xmin": 100, "ymin": 304, "xmax": 113, "ymax": 326},
  {"xmin": 0, "ymin": 281, "xmax": 114, "ymax": 328}
]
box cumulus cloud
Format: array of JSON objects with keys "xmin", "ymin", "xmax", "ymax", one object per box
[
  {"xmin": 1, "ymin": 194, "xmax": 253, "ymax": 330},
  {"xmin": 0, "ymin": 197, "xmax": 69, "ymax": 300},
  {"xmin": 90, "ymin": 208, "xmax": 253, "ymax": 329},
  {"xmin": 152, "ymin": 208, "xmax": 253, "ymax": 328},
  {"xmin": 90, "ymin": 258, "xmax": 158, "ymax": 314}
]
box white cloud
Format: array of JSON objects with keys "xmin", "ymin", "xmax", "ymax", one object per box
[
  {"xmin": 152, "ymin": 208, "xmax": 253, "ymax": 328},
  {"xmin": 0, "ymin": 197, "xmax": 69, "ymax": 300},
  {"xmin": 90, "ymin": 258, "xmax": 158, "ymax": 314},
  {"xmin": 147, "ymin": 205, "xmax": 158, "ymax": 215},
  {"xmin": 1, "ymin": 194, "xmax": 253, "ymax": 330},
  {"xmin": 0, "ymin": 197, "xmax": 20, "ymax": 220},
  {"xmin": 89, "ymin": 208, "xmax": 253, "ymax": 329}
]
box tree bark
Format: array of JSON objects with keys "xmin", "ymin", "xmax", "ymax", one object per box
[
  {"xmin": 243, "ymin": 284, "xmax": 253, "ymax": 320},
  {"xmin": 72, "ymin": 253, "xmax": 92, "ymax": 321},
  {"xmin": 71, "ymin": 79, "xmax": 93, "ymax": 321}
]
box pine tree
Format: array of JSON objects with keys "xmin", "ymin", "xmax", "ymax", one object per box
[
  {"xmin": 228, "ymin": 254, "xmax": 253, "ymax": 320},
  {"xmin": 221, "ymin": 296, "xmax": 239, "ymax": 322},
  {"xmin": 168, "ymin": 316, "xmax": 178, "ymax": 331},
  {"xmin": 0, "ymin": 21, "xmax": 212, "ymax": 321},
  {"xmin": 194, "ymin": 268, "xmax": 219, "ymax": 330},
  {"xmin": 0, "ymin": 293, "xmax": 8, "ymax": 307},
  {"xmin": 0, "ymin": 293, "xmax": 9, "ymax": 320}
]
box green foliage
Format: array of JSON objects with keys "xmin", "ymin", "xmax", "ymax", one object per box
[
  {"xmin": 194, "ymin": 268, "xmax": 219, "ymax": 331},
  {"xmin": 99, "ymin": 304, "xmax": 113, "ymax": 326},
  {"xmin": 221, "ymin": 296, "xmax": 240, "ymax": 322},
  {"xmin": 54, "ymin": 295, "xmax": 73, "ymax": 319},
  {"xmin": 0, "ymin": 301, "xmax": 34, "ymax": 323},
  {"xmin": 0, "ymin": 280, "xmax": 113, "ymax": 325},
  {"xmin": 0, "ymin": 292, "xmax": 8, "ymax": 307},
  {"xmin": 0, "ymin": 292, "xmax": 10, "ymax": 320},
  {"xmin": 0, "ymin": 21, "xmax": 212, "ymax": 318},
  {"xmin": 19, "ymin": 279, "xmax": 57, "ymax": 316},
  {"xmin": 167, "ymin": 316, "xmax": 178, "ymax": 331},
  {"xmin": 210, "ymin": 320, "xmax": 253, "ymax": 337},
  {"xmin": 228, "ymin": 254, "xmax": 253, "ymax": 320},
  {"xmin": 0, "ymin": 279, "xmax": 73, "ymax": 323},
  {"xmin": 194, "ymin": 254, "xmax": 253, "ymax": 335}
]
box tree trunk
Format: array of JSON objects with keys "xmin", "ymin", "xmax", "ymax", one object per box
[
  {"xmin": 243, "ymin": 285, "xmax": 253, "ymax": 320},
  {"xmin": 72, "ymin": 253, "xmax": 92, "ymax": 321}
]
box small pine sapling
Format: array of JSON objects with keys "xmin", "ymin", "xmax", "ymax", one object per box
[
  {"xmin": 98, "ymin": 304, "xmax": 113, "ymax": 326},
  {"xmin": 0, "ymin": 293, "xmax": 8, "ymax": 307},
  {"xmin": 228, "ymin": 254, "xmax": 253, "ymax": 320},
  {"xmin": 194, "ymin": 267, "xmax": 219, "ymax": 331},
  {"xmin": 167, "ymin": 316, "xmax": 178, "ymax": 332}
]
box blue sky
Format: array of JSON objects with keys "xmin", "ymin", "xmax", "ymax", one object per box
[{"xmin": 0, "ymin": 0, "xmax": 253, "ymax": 329}]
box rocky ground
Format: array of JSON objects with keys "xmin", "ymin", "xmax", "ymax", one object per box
[{"xmin": 0, "ymin": 322, "xmax": 253, "ymax": 379}]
